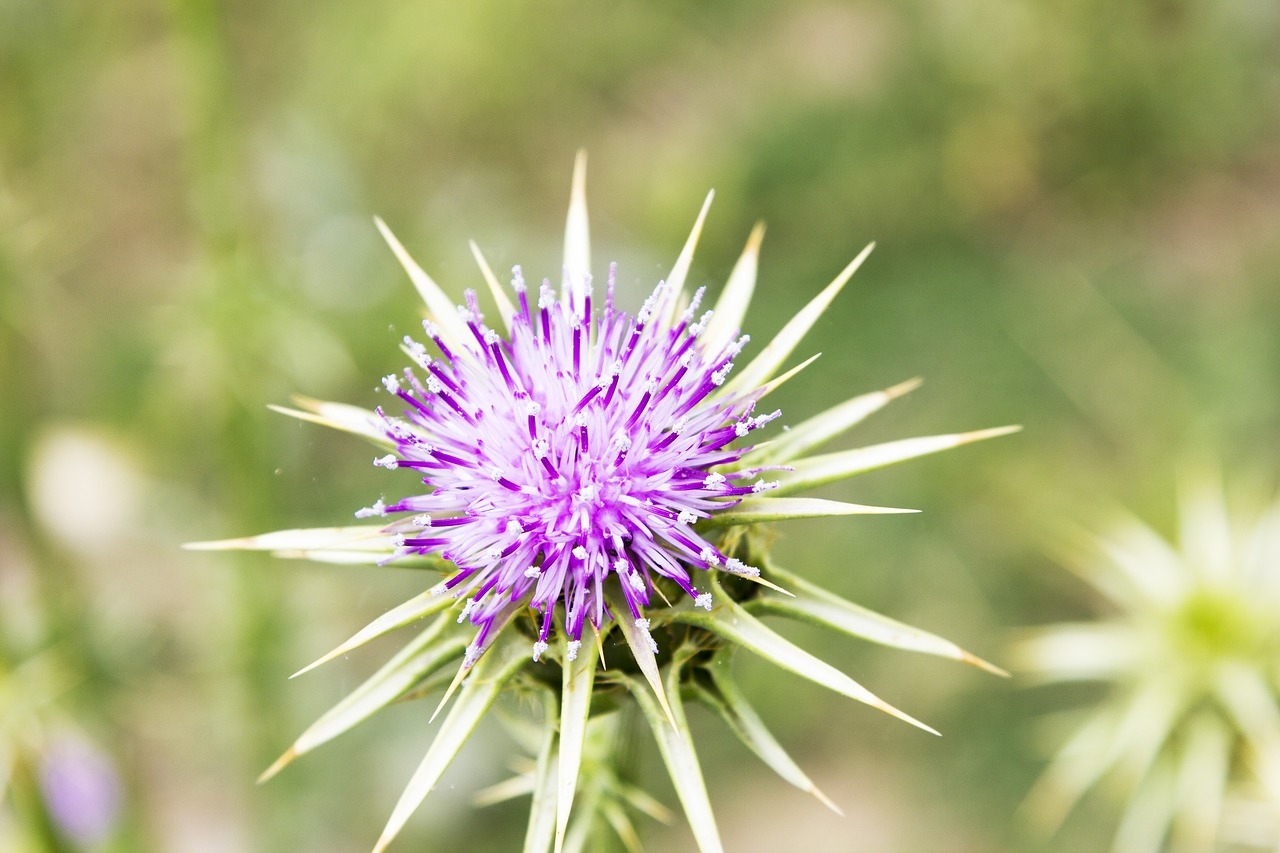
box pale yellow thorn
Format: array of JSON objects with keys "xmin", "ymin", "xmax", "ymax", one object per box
[
  {"xmin": 257, "ymin": 747, "xmax": 297, "ymax": 784},
  {"xmin": 886, "ymin": 376, "xmax": 924, "ymax": 398},
  {"xmin": 469, "ymin": 240, "xmax": 516, "ymax": 332},
  {"xmin": 810, "ymin": 784, "xmax": 844, "ymax": 816},
  {"xmin": 749, "ymin": 352, "xmax": 821, "ymax": 401},
  {"xmin": 962, "ymin": 652, "xmax": 1011, "ymax": 678},
  {"xmin": 660, "ymin": 189, "xmax": 715, "ymax": 326},
  {"xmin": 724, "ymin": 242, "xmax": 875, "ymax": 396},
  {"xmin": 562, "ymin": 150, "xmax": 591, "ymax": 315},
  {"xmin": 704, "ymin": 221, "xmax": 765, "ymax": 353},
  {"xmin": 737, "ymin": 572, "xmax": 795, "ymax": 598},
  {"xmin": 374, "ymin": 216, "xmax": 471, "ymax": 348},
  {"xmin": 430, "ymin": 659, "xmax": 471, "ymax": 724}
]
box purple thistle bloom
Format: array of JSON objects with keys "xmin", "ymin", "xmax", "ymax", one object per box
[
  {"xmin": 190, "ymin": 155, "xmax": 1018, "ymax": 853},
  {"xmin": 363, "ymin": 266, "xmax": 780, "ymax": 667}
]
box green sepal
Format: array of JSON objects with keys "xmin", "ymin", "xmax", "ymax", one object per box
[
  {"xmin": 668, "ymin": 577, "xmax": 938, "ymax": 735},
  {"xmin": 694, "ymin": 650, "xmax": 840, "ymax": 813},
  {"xmin": 372, "ymin": 635, "xmax": 529, "ymax": 853},
  {"xmin": 259, "ymin": 612, "xmax": 467, "ymax": 782},
  {"xmin": 750, "ymin": 564, "xmax": 1005, "ymax": 675}
]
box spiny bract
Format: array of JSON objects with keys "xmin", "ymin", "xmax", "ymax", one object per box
[{"xmin": 190, "ymin": 154, "xmax": 1015, "ymax": 853}]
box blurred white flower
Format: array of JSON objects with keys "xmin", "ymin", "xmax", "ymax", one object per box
[
  {"xmin": 1018, "ymin": 470, "xmax": 1280, "ymax": 852},
  {"xmin": 26, "ymin": 424, "xmax": 145, "ymax": 555}
]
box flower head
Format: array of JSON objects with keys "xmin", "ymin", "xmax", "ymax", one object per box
[
  {"xmin": 1017, "ymin": 469, "xmax": 1280, "ymax": 852},
  {"xmin": 369, "ymin": 254, "xmax": 775, "ymax": 663},
  {"xmin": 190, "ymin": 154, "xmax": 1016, "ymax": 852}
]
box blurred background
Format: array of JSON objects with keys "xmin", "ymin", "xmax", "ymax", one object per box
[{"xmin": 2, "ymin": 1, "xmax": 1279, "ymax": 850}]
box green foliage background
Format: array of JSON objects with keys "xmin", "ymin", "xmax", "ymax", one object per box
[{"xmin": 2, "ymin": 1, "xmax": 1278, "ymax": 850}]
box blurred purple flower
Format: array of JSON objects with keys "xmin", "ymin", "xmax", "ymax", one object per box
[{"xmin": 39, "ymin": 736, "xmax": 121, "ymax": 848}]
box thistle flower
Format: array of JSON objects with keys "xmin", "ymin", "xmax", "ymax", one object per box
[
  {"xmin": 1017, "ymin": 471, "xmax": 1280, "ymax": 852},
  {"xmin": 190, "ymin": 154, "xmax": 1016, "ymax": 852}
]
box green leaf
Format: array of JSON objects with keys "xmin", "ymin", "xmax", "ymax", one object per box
[
  {"xmin": 696, "ymin": 652, "xmax": 840, "ymax": 813},
  {"xmin": 601, "ymin": 799, "xmax": 644, "ymax": 853},
  {"xmin": 771, "ymin": 426, "xmax": 1022, "ymax": 497},
  {"xmin": 290, "ymin": 583, "xmax": 457, "ymax": 678},
  {"xmin": 748, "ymin": 377, "xmax": 921, "ymax": 465},
  {"xmin": 372, "ymin": 637, "xmax": 527, "ymax": 853},
  {"xmin": 621, "ymin": 660, "xmax": 724, "ymax": 853},
  {"xmin": 259, "ymin": 613, "xmax": 467, "ymax": 782},
  {"xmin": 375, "ymin": 216, "xmax": 472, "ymax": 349},
  {"xmin": 524, "ymin": 690, "xmax": 560, "ymax": 853},
  {"xmin": 669, "ymin": 579, "xmax": 938, "ymax": 735},
  {"xmin": 555, "ymin": 632, "xmax": 599, "ymax": 853},
  {"xmin": 608, "ymin": 588, "xmax": 675, "ymax": 727},
  {"xmin": 754, "ymin": 565, "xmax": 1006, "ymax": 675},
  {"xmin": 721, "ymin": 243, "xmax": 872, "ymax": 396},
  {"xmin": 702, "ymin": 222, "xmax": 764, "ymax": 355},
  {"xmin": 706, "ymin": 497, "xmax": 917, "ymax": 525}
]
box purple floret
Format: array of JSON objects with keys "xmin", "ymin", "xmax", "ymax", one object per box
[{"xmin": 364, "ymin": 266, "xmax": 779, "ymax": 662}]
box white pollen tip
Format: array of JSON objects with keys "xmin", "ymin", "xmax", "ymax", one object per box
[
  {"xmin": 354, "ymin": 499, "xmax": 386, "ymax": 518},
  {"xmin": 374, "ymin": 454, "xmax": 398, "ymax": 469},
  {"xmin": 525, "ymin": 401, "xmax": 542, "ymax": 416},
  {"xmin": 704, "ymin": 472, "xmax": 727, "ymax": 489},
  {"xmin": 413, "ymin": 514, "xmax": 432, "ymax": 527},
  {"xmin": 695, "ymin": 592, "xmax": 713, "ymax": 610},
  {"xmin": 463, "ymin": 644, "xmax": 482, "ymax": 668},
  {"xmin": 627, "ymin": 571, "xmax": 645, "ymax": 593},
  {"xmin": 678, "ymin": 510, "xmax": 697, "ymax": 525},
  {"xmin": 636, "ymin": 618, "xmax": 659, "ymax": 654},
  {"xmin": 382, "ymin": 374, "xmax": 400, "ymax": 393},
  {"xmin": 566, "ymin": 640, "xmax": 582, "ymax": 662},
  {"xmin": 524, "ymin": 566, "xmax": 541, "ymax": 578},
  {"xmin": 572, "ymin": 546, "xmax": 589, "ymax": 561},
  {"xmin": 532, "ymin": 641, "xmax": 548, "ymax": 662},
  {"xmin": 483, "ymin": 328, "xmax": 500, "ymax": 345}
]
